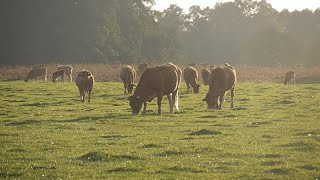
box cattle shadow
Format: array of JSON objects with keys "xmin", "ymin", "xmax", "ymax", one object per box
[
  {"xmin": 280, "ymin": 141, "xmax": 316, "ymax": 152},
  {"xmin": 5, "ymin": 120, "xmax": 42, "ymax": 126},
  {"xmin": 189, "ymin": 129, "xmax": 222, "ymax": 136},
  {"xmin": 106, "ymin": 167, "xmax": 140, "ymax": 173},
  {"xmin": 266, "ymin": 168, "xmax": 288, "ymax": 175},
  {"xmin": 77, "ymin": 151, "xmax": 142, "ymax": 162}
]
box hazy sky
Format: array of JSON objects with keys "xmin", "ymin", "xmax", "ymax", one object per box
[{"xmin": 153, "ymin": 0, "xmax": 320, "ymax": 12}]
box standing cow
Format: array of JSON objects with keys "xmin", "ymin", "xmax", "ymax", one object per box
[
  {"xmin": 58, "ymin": 65, "xmax": 73, "ymax": 82},
  {"xmin": 127, "ymin": 62, "xmax": 181, "ymax": 116},
  {"xmin": 202, "ymin": 64, "xmax": 237, "ymax": 110},
  {"xmin": 284, "ymin": 71, "xmax": 295, "ymax": 85},
  {"xmin": 52, "ymin": 69, "xmax": 65, "ymax": 83},
  {"xmin": 201, "ymin": 68, "xmax": 210, "ymax": 85},
  {"xmin": 184, "ymin": 66, "xmax": 201, "ymax": 93},
  {"xmin": 75, "ymin": 70, "xmax": 94, "ymax": 103},
  {"xmin": 24, "ymin": 67, "xmax": 47, "ymax": 82},
  {"xmin": 120, "ymin": 65, "xmax": 137, "ymax": 94}
]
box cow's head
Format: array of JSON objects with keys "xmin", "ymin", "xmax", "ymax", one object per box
[
  {"xmin": 127, "ymin": 96, "xmax": 143, "ymax": 115},
  {"xmin": 193, "ymin": 84, "xmax": 201, "ymax": 93},
  {"xmin": 202, "ymin": 93, "xmax": 218, "ymax": 109},
  {"xmin": 127, "ymin": 84, "xmax": 136, "ymax": 94}
]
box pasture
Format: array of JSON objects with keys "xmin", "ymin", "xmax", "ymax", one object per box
[{"xmin": 0, "ymin": 81, "xmax": 319, "ymax": 179}]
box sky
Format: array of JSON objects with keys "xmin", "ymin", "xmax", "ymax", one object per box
[{"xmin": 153, "ymin": 0, "xmax": 320, "ymax": 12}]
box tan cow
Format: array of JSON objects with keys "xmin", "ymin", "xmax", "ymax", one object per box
[
  {"xmin": 52, "ymin": 69, "xmax": 65, "ymax": 83},
  {"xmin": 120, "ymin": 65, "xmax": 137, "ymax": 94},
  {"xmin": 58, "ymin": 65, "xmax": 73, "ymax": 82},
  {"xmin": 127, "ymin": 62, "xmax": 181, "ymax": 116},
  {"xmin": 201, "ymin": 68, "xmax": 210, "ymax": 85},
  {"xmin": 24, "ymin": 67, "xmax": 47, "ymax": 82},
  {"xmin": 284, "ymin": 71, "xmax": 295, "ymax": 85},
  {"xmin": 202, "ymin": 64, "xmax": 237, "ymax": 110},
  {"xmin": 184, "ymin": 66, "xmax": 201, "ymax": 93},
  {"xmin": 137, "ymin": 63, "xmax": 148, "ymax": 76},
  {"xmin": 75, "ymin": 70, "xmax": 94, "ymax": 103}
]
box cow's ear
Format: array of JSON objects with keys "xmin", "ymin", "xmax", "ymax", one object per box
[{"xmin": 202, "ymin": 97, "xmax": 206, "ymax": 102}]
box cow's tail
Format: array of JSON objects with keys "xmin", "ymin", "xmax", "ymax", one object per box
[{"xmin": 174, "ymin": 90, "xmax": 179, "ymax": 111}]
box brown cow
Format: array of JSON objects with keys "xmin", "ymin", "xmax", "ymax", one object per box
[
  {"xmin": 184, "ymin": 66, "xmax": 201, "ymax": 93},
  {"xmin": 202, "ymin": 65, "xmax": 237, "ymax": 110},
  {"xmin": 127, "ymin": 62, "xmax": 181, "ymax": 116},
  {"xmin": 75, "ymin": 70, "xmax": 94, "ymax": 103},
  {"xmin": 120, "ymin": 65, "xmax": 137, "ymax": 94},
  {"xmin": 52, "ymin": 69, "xmax": 65, "ymax": 83},
  {"xmin": 201, "ymin": 68, "xmax": 210, "ymax": 85},
  {"xmin": 24, "ymin": 67, "xmax": 47, "ymax": 82},
  {"xmin": 284, "ymin": 71, "xmax": 295, "ymax": 85},
  {"xmin": 137, "ymin": 63, "xmax": 148, "ymax": 76},
  {"xmin": 58, "ymin": 65, "xmax": 73, "ymax": 82}
]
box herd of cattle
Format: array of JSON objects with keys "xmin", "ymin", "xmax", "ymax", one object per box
[{"xmin": 24, "ymin": 63, "xmax": 296, "ymax": 115}]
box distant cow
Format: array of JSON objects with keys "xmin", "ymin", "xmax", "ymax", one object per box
[
  {"xmin": 184, "ymin": 66, "xmax": 201, "ymax": 93},
  {"xmin": 127, "ymin": 62, "xmax": 181, "ymax": 116},
  {"xmin": 137, "ymin": 63, "xmax": 148, "ymax": 76},
  {"xmin": 120, "ymin": 65, "xmax": 137, "ymax": 94},
  {"xmin": 75, "ymin": 70, "xmax": 94, "ymax": 103},
  {"xmin": 201, "ymin": 68, "xmax": 210, "ymax": 85},
  {"xmin": 52, "ymin": 69, "xmax": 65, "ymax": 83},
  {"xmin": 58, "ymin": 65, "xmax": 73, "ymax": 82},
  {"xmin": 24, "ymin": 67, "xmax": 47, "ymax": 82},
  {"xmin": 284, "ymin": 71, "xmax": 295, "ymax": 85},
  {"xmin": 202, "ymin": 64, "xmax": 237, "ymax": 110}
]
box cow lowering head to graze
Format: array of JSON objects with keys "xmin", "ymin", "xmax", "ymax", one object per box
[
  {"xmin": 52, "ymin": 69, "xmax": 65, "ymax": 83},
  {"xmin": 120, "ymin": 65, "xmax": 137, "ymax": 94},
  {"xmin": 127, "ymin": 62, "xmax": 181, "ymax": 116},
  {"xmin": 24, "ymin": 67, "xmax": 47, "ymax": 82},
  {"xmin": 75, "ymin": 70, "xmax": 94, "ymax": 103},
  {"xmin": 184, "ymin": 66, "xmax": 201, "ymax": 93},
  {"xmin": 58, "ymin": 65, "xmax": 73, "ymax": 82},
  {"xmin": 284, "ymin": 71, "xmax": 295, "ymax": 85},
  {"xmin": 201, "ymin": 68, "xmax": 210, "ymax": 85},
  {"xmin": 202, "ymin": 64, "xmax": 237, "ymax": 110},
  {"xmin": 137, "ymin": 63, "xmax": 148, "ymax": 76}
]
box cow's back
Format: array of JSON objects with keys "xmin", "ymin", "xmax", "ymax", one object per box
[
  {"xmin": 184, "ymin": 66, "xmax": 198, "ymax": 83},
  {"xmin": 136, "ymin": 64, "xmax": 178, "ymax": 96},
  {"xmin": 120, "ymin": 66, "xmax": 135, "ymax": 84}
]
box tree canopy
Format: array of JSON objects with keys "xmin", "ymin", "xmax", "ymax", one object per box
[{"xmin": 1, "ymin": 0, "xmax": 319, "ymax": 65}]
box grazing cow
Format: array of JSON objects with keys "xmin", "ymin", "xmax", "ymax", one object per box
[
  {"xmin": 58, "ymin": 65, "xmax": 73, "ymax": 82},
  {"xmin": 24, "ymin": 67, "xmax": 47, "ymax": 82},
  {"xmin": 127, "ymin": 62, "xmax": 181, "ymax": 116},
  {"xmin": 202, "ymin": 64, "xmax": 237, "ymax": 110},
  {"xmin": 52, "ymin": 69, "xmax": 65, "ymax": 83},
  {"xmin": 284, "ymin": 71, "xmax": 295, "ymax": 85},
  {"xmin": 120, "ymin": 65, "xmax": 137, "ymax": 94},
  {"xmin": 137, "ymin": 63, "xmax": 148, "ymax": 76},
  {"xmin": 75, "ymin": 70, "xmax": 94, "ymax": 103},
  {"xmin": 201, "ymin": 68, "xmax": 210, "ymax": 85},
  {"xmin": 184, "ymin": 66, "xmax": 201, "ymax": 93}
]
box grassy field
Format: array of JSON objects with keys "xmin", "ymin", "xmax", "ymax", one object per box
[{"xmin": 0, "ymin": 81, "xmax": 319, "ymax": 179}]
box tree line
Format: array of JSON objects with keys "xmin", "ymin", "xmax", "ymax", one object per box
[{"xmin": 1, "ymin": 0, "xmax": 319, "ymax": 65}]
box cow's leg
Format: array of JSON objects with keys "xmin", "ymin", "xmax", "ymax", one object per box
[
  {"xmin": 88, "ymin": 91, "xmax": 91, "ymax": 103},
  {"xmin": 142, "ymin": 102, "xmax": 147, "ymax": 115},
  {"xmin": 157, "ymin": 96, "xmax": 162, "ymax": 115},
  {"xmin": 167, "ymin": 94, "xmax": 173, "ymax": 114},
  {"xmin": 79, "ymin": 90, "xmax": 84, "ymax": 103},
  {"xmin": 186, "ymin": 83, "xmax": 190, "ymax": 93},
  {"xmin": 230, "ymin": 87, "xmax": 235, "ymax": 108},
  {"xmin": 123, "ymin": 83, "xmax": 127, "ymax": 93},
  {"xmin": 172, "ymin": 90, "xmax": 179, "ymax": 112}
]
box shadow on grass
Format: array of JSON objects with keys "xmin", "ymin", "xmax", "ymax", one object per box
[
  {"xmin": 77, "ymin": 152, "xmax": 141, "ymax": 162},
  {"xmin": 266, "ymin": 168, "xmax": 288, "ymax": 175},
  {"xmin": 299, "ymin": 165, "xmax": 319, "ymax": 170},
  {"xmin": 260, "ymin": 161, "xmax": 284, "ymax": 166},
  {"xmin": 165, "ymin": 166, "xmax": 205, "ymax": 173},
  {"xmin": 0, "ymin": 173, "xmax": 22, "ymax": 178},
  {"xmin": 189, "ymin": 129, "xmax": 222, "ymax": 136},
  {"xmin": 100, "ymin": 135, "xmax": 129, "ymax": 139},
  {"xmin": 156, "ymin": 150, "xmax": 184, "ymax": 157},
  {"xmin": 280, "ymin": 141, "xmax": 316, "ymax": 151},
  {"xmin": 106, "ymin": 167, "xmax": 140, "ymax": 173},
  {"xmin": 140, "ymin": 143, "xmax": 163, "ymax": 149},
  {"xmin": 5, "ymin": 120, "xmax": 42, "ymax": 126}
]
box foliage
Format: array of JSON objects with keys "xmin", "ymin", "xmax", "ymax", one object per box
[
  {"xmin": 0, "ymin": 81, "xmax": 320, "ymax": 179},
  {"xmin": 1, "ymin": 0, "xmax": 320, "ymax": 65}
]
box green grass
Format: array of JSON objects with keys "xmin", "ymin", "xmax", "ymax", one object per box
[{"xmin": 0, "ymin": 81, "xmax": 320, "ymax": 179}]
